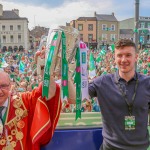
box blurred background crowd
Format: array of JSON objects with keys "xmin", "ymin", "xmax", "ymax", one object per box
[{"xmin": 0, "ymin": 47, "xmax": 149, "ymax": 113}]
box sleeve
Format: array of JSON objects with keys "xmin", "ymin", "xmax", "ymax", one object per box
[
  {"xmin": 36, "ymin": 84, "xmax": 62, "ymax": 146},
  {"xmin": 21, "ymin": 83, "xmax": 62, "ymax": 146},
  {"xmin": 88, "ymin": 76, "xmax": 103, "ymax": 98},
  {"xmin": 88, "ymin": 80, "xmax": 97, "ymax": 98}
]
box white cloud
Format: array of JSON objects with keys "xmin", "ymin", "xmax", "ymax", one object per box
[
  {"xmin": 0, "ymin": 0, "xmax": 150, "ymax": 30},
  {"xmin": 0, "ymin": 0, "xmax": 116, "ymax": 29}
]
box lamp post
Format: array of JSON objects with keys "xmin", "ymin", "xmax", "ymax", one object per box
[{"xmin": 134, "ymin": 0, "xmax": 140, "ymax": 53}]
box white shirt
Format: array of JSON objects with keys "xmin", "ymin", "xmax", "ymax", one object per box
[{"xmin": 2, "ymin": 98, "xmax": 8, "ymax": 117}]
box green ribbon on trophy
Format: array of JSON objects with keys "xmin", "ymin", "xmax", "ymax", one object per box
[
  {"xmin": 42, "ymin": 31, "xmax": 59, "ymax": 98},
  {"xmin": 61, "ymin": 31, "xmax": 69, "ymax": 98},
  {"xmin": 74, "ymin": 47, "xmax": 82, "ymax": 120}
]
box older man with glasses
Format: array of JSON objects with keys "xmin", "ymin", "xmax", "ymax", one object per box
[{"xmin": 0, "ymin": 70, "xmax": 61, "ymax": 150}]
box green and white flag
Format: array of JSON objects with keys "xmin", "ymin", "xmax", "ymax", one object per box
[
  {"xmin": 79, "ymin": 41, "xmax": 89, "ymax": 101},
  {"xmin": 100, "ymin": 49, "xmax": 106, "ymax": 56},
  {"xmin": 74, "ymin": 47, "xmax": 82, "ymax": 120},
  {"xmin": 96, "ymin": 52, "xmax": 102, "ymax": 63},
  {"xmin": 61, "ymin": 31, "xmax": 69, "ymax": 99},
  {"xmin": 109, "ymin": 44, "xmax": 115, "ymax": 53},
  {"xmin": 89, "ymin": 52, "xmax": 96, "ymax": 79},
  {"xmin": 43, "ymin": 30, "xmax": 61, "ymax": 99},
  {"xmin": 19, "ymin": 61, "xmax": 25, "ymax": 73}
]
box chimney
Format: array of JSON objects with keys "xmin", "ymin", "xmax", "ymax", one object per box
[
  {"xmin": 0, "ymin": 4, "xmax": 3, "ymax": 16},
  {"xmin": 12, "ymin": 9, "xmax": 19, "ymax": 16},
  {"xmin": 94, "ymin": 11, "xmax": 97, "ymax": 17},
  {"xmin": 112, "ymin": 12, "xmax": 114, "ymax": 16}
]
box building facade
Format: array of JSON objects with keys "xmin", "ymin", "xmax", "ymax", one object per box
[
  {"xmin": 70, "ymin": 17, "xmax": 97, "ymax": 49},
  {"xmin": 95, "ymin": 12, "xmax": 119, "ymax": 49},
  {"xmin": 0, "ymin": 4, "xmax": 29, "ymax": 52},
  {"xmin": 119, "ymin": 17, "xmax": 150, "ymax": 47}
]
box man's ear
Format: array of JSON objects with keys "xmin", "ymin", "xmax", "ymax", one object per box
[{"xmin": 135, "ymin": 53, "xmax": 138, "ymax": 62}]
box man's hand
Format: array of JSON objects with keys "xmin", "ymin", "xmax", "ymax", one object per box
[
  {"xmin": 35, "ymin": 49, "xmax": 46, "ymax": 76},
  {"xmin": 35, "ymin": 49, "xmax": 56, "ymax": 100}
]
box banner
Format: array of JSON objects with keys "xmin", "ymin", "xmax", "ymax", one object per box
[
  {"xmin": 79, "ymin": 42, "xmax": 89, "ymax": 101},
  {"xmin": 42, "ymin": 31, "xmax": 60, "ymax": 98},
  {"xmin": 74, "ymin": 47, "xmax": 81, "ymax": 120},
  {"xmin": 61, "ymin": 31, "xmax": 69, "ymax": 99}
]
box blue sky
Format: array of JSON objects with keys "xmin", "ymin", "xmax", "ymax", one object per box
[{"xmin": 0, "ymin": 0, "xmax": 150, "ymax": 29}]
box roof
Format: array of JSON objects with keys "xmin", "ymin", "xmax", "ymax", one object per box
[
  {"xmin": 0, "ymin": 11, "xmax": 27, "ymax": 20},
  {"xmin": 96, "ymin": 14, "xmax": 118, "ymax": 21},
  {"xmin": 77, "ymin": 17, "xmax": 97, "ymax": 21},
  {"xmin": 120, "ymin": 29, "xmax": 133, "ymax": 34}
]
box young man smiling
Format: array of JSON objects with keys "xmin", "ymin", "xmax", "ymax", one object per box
[{"xmin": 89, "ymin": 39, "xmax": 150, "ymax": 150}]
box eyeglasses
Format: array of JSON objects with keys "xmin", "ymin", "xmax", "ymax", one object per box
[{"xmin": 0, "ymin": 84, "xmax": 10, "ymax": 90}]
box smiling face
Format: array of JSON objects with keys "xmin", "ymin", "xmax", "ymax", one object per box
[
  {"xmin": 115, "ymin": 46, "xmax": 138, "ymax": 75},
  {"xmin": 0, "ymin": 71, "xmax": 11, "ymax": 106}
]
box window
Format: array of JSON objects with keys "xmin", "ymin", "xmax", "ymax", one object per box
[
  {"xmin": 78, "ymin": 24, "xmax": 83, "ymax": 31},
  {"xmin": 110, "ymin": 34, "xmax": 116, "ymax": 41},
  {"xmin": 10, "ymin": 25, "xmax": 13, "ymax": 31},
  {"xmin": 17, "ymin": 25, "xmax": 21, "ymax": 31},
  {"xmin": 18, "ymin": 35, "xmax": 21, "ymax": 43},
  {"xmin": 88, "ymin": 34, "xmax": 93, "ymax": 42},
  {"xmin": 3, "ymin": 35, "xmax": 6, "ymax": 43},
  {"xmin": 148, "ymin": 23, "xmax": 150, "ymax": 29},
  {"xmin": 88, "ymin": 24, "xmax": 93, "ymax": 31},
  {"xmin": 111, "ymin": 24, "xmax": 115, "ymax": 31},
  {"xmin": 80, "ymin": 34, "xmax": 83, "ymax": 41},
  {"xmin": 140, "ymin": 22, "xmax": 145, "ymax": 29},
  {"xmin": 2, "ymin": 25, "xmax": 5, "ymax": 31},
  {"xmin": 10, "ymin": 35, "xmax": 14, "ymax": 43},
  {"xmin": 102, "ymin": 34, "xmax": 107, "ymax": 41},
  {"xmin": 102, "ymin": 24, "xmax": 107, "ymax": 30}
]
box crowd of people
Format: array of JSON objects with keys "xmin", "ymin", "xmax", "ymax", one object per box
[{"xmin": 0, "ymin": 46, "xmax": 149, "ymax": 113}]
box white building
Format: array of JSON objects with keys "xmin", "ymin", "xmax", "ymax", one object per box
[{"xmin": 0, "ymin": 4, "xmax": 29, "ymax": 52}]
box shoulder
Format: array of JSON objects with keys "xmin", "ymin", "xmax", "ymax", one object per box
[
  {"xmin": 92, "ymin": 73, "xmax": 114, "ymax": 86},
  {"xmin": 94, "ymin": 73, "xmax": 113, "ymax": 82},
  {"xmin": 137, "ymin": 73, "xmax": 150, "ymax": 81},
  {"xmin": 137, "ymin": 73, "xmax": 150, "ymax": 88}
]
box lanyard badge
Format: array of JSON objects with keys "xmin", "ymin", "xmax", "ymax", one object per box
[
  {"xmin": 115, "ymin": 73, "xmax": 139, "ymax": 131},
  {"xmin": 125, "ymin": 116, "xmax": 135, "ymax": 130}
]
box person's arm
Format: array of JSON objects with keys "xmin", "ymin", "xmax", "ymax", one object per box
[
  {"xmin": 67, "ymin": 71, "xmax": 76, "ymax": 104},
  {"xmin": 34, "ymin": 50, "xmax": 57, "ymax": 100}
]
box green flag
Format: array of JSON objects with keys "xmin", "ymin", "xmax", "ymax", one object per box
[
  {"xmin": 96, "ymin": 52, "xmax": 102, "ymax": 63},
  {"xmin": 89, "ymin": 52, "xmax": 96, "ymax": 71},
  {"xmin": 19, "ymin": 61, "xmax": 25, "ymax": 73},
  {"xmin": 100, "ymin": 49, "xmax": 106, "ymax": 56},
  {"xmin": 109, "ymin": 44, "xmax": 115, "ymax": 53},
  {"xmin": 89, "ymin": 52, "xmax": 96, "ymax": 79}
]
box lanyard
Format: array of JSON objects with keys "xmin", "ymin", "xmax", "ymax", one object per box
[
  {"xmin": 116, "ymin": 78, "xmax": 139, "ymax": 116},
  {"xmin": 2, "ymin": 110, "xmax": 7, "ymax": 125},
  {"xmin": 1, "ymin": 109, "xmax": 7, "ymax": 125}
]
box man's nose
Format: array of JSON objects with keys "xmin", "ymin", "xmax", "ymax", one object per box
[{"xmin": 121, "ymin": 56, "xmax": 127, "ymax": 62}]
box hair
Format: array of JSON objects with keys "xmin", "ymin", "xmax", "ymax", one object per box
[
  {"xmin": 115, "ymin": 39, "xmax": 136, "ymax": 50},
  {"xmin": 0, "ymin": 70, "xmax": 11, "ymax": 82}
]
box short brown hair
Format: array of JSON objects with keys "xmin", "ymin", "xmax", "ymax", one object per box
[{"xmin": 115, "ymin": 39, "xmax": 136, "ymax": 50}]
